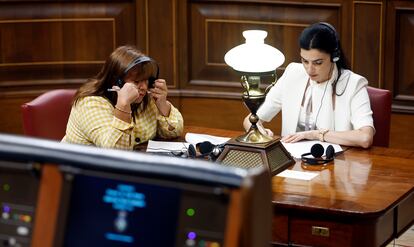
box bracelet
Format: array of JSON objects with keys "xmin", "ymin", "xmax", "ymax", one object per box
[
  {"xmin": 318, "ymin": 129, "xmax": 329, "ymax": 142},
  {"xmin": 114, "ymin": 106, "xmax": 132, "ymax": 114},
  {"xmin": 163, "ymin": 116, "xmax": 176, "ymax": 131}
]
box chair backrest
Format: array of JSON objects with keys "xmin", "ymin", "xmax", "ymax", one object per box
[
  {"xmin": 366, "ymin": 86, "xmax": 392, "ymax": 147},
  {"xmin": 21, "ymin": 89, "xmax": 77, "ymax": 140}
]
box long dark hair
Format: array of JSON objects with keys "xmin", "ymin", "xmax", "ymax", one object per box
[
  {"xmin": 299, "ymin": 23, "xmax": 350, "ymax": 95},
  {"xmin": 73, "ymin": 45, "xmax": 158, "ymax": 115}
]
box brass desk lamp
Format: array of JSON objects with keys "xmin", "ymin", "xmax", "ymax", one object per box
[{"xmin": 217, "ymin": 30, "xmax": 294, "ymax": 175}]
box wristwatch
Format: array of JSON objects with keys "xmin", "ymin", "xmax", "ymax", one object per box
[{"xmin": 318, "ymin": 129, "xmax": 329, "ymax": 142}]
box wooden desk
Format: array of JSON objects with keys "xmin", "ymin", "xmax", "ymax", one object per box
[
  {"xmin": 271, "ymin": 147, "xmax": 414, "ymax": 247},
  {"xmin": 185, "ymin": 127, "xmax": 414, "ymax": 247}
]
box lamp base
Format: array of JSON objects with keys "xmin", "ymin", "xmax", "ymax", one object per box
[
  {"xmin": 236, "ymin": 126, "xmax": 273, "ymax": 143},
  {"xmin": 216, "ymin": 138, "xmax": 295, "ymax": 176}
]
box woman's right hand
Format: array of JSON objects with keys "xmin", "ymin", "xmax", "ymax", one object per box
[
  {"xmin": 243, "ymin": 114, "xmax": 274, "ymax": 137},
  {"xmin": 114, "ymin": 82, "xmax": 139, "ymax": 107},
  {"xmin": 258, "ymin": 125, "xmax": 274, "ymax": 137}
]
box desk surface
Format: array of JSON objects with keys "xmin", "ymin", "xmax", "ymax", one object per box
[
  {"xmin": 186, "ymin": 126, "xmax": 414, "ymax": 246},
  {"xmin": 186, "ymin": 127, "xmax": 414, "ymax": 213},
  {"xmin": 272, "ymin": 147, "xmax": 414, "ymax": 215}
]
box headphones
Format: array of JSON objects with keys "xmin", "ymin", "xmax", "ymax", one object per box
[
  {"xmin": 115, "ymin": 56, "xmax": 159, "ymax": 88},
  {"xmin": 170, "ymin": 144, "xmax": 197, "ymax": 158},
  {"xmin": 196, "ymin": 141, "xmax": 225, "ymax": 161},
  {"xmin": 318, "ymin": 22, "xmax": 340, "ymax": 63},
  {"xmin": 301, "ymin": 143, "xmax": 335, "ymax": 165}
]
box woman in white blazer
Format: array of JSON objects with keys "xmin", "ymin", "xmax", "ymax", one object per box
[{"xmin": 243, "ymin": 22, "xmax": 374, "ymax": 148}]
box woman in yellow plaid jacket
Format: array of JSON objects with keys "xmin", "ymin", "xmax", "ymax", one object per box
[{"xmin": 62, "ymin": 45, "xmax": 183, "ymax": 149}]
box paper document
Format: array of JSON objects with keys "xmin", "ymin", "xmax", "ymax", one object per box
[
  {"xmin": 282, "ymin": 140, "xmax": 343, "ymax": 159},
  {"xmin": 185, "ymin": 133, "xmax": 231, "ymax": 146},
  {"xmin": 277, "ymin": 170, "xmax": 319, "ymax": 180},
  {"xmin": 146, "ymin": 140, "xmax": 190, "ymax": 153}
]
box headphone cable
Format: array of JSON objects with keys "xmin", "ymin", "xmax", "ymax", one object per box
[
  {"xmin": 313, "ymin": 79, "xmax": 329, "ymax": 130},
  {"xmin": 334, "ymin": 69, "xmax": 350, "ymax": 96}
]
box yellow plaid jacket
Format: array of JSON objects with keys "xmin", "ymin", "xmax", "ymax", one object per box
[{"xmin": 62, "ymin": 96, "xmax": 183, "ymax": 150}]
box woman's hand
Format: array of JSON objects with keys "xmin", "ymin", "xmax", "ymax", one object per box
[
  {"xmin": 281, "ymin": 130, "xmax": 318, "ymax": 143},
  {"xmin": 258, "ymin": 125, "xmax": 274, "ymax": 137},
  {"xmin": 243, "ymin": 114, "xmax": 274, "ymax": 137},
  {"xmin": 114, "ymin": 82, "xmax": 139, "ymax": 108},
  {"xmin": 150, "ymin": 79, "xmax": 171, "ymax": 116}
]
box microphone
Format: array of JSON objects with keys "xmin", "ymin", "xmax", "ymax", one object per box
[{"xmin": 196, "ymin": 141, "xmax": 225, "ymax": 161}]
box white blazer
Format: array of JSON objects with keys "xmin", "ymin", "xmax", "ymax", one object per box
[{"xmin": 257, "ymin": 63, "xmax": 374, "ymax": 137}]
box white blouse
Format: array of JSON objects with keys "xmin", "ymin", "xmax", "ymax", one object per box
[{"xmin": 257, "ymin": 62, "xmax": 374, "ymax": 136}]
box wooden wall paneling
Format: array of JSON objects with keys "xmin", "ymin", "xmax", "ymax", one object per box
[
  {"xmin": 393, "ymin": 4, "xmax": 414, "ymax": 112},
  {"xmin": 135, "ymin": 0, "xmax": 148, "ymax": 53},
  {"xmin": 384, "ymin": 0, "xmax": 397, "ymax": 98},
  {"xmin": 0, "ymin": 2, "xmax": 137, "ymax": 134},
  {"xmin": 177, "ymin": 0, "xmax": 189, "ymax": 88},
  {"xmin": 0, "ymin": 3, "xmax": 132, "ymax": 88},
  {"xmin": 0, "ymin": 95, "xmax": 36, "ymax": 134},
  {"xmin": 385, "ymin": 0, "xmax": 414, "ymax": 113},
  {"xmin": 390, "ymin": 113, "xmax": 414, "ymax": 150},
  {"xmin": 188, "ymin": 1, "xmax": 343, "ymax": 93},
  {"xmin": 352, "ymin": 1, "xmax": 383, "ymax": 88},
  {"xmin": 179, "ymin": 97, "xmax": 283, "ymax": 137},
  {"xmin": 180, "ymin": 97, "xmax": 249, "ymax": 131},
  {"xmin": 339, "ymin": 0, "xmax": 353, "ymax": 59},
  {"xmin": 144, "ymin": 0, "xmax": 178, "ymax": 88},
  {"xmin": 396, "ymin": 9, "xmax": 414, "ymax": 106}
]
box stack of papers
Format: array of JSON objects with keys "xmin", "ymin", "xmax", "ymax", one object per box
[
  {"xmin": 185, "ymin": 133, "xmax": 230, "ymax": 146},
  {"xmin": 276, "ymin": 170, "xmax": 319, "ymax": 180},
  {"xmin": 146, "ymin": 133, "xmax": 231, "ymax": 153},
  {"xmin": 146, "ymin": 140, "xmax": 189, "ymax": 153}
]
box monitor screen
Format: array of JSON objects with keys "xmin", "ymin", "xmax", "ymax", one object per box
[
  {"xmin": 60, "ymin": 170, "xmax": 229, "ymax": 247},
  {"xmin": 63, "ymin": 174, "xmax": 180, "ymax": 246}
]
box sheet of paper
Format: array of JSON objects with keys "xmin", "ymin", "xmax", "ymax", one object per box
[
  {"xmin": 277, "ymin": 170, "xmax": 319, "ymax": 180},
  {"xmin": 146, "ymin": 140, "xmax": 190, "ymax": 153},
  {"xmin": 185, "ymin": 132, "xmax": 231, "ymax": 146},
  {"xmin": 282, "ymin": 140, "xmax": 343, "ymax": 159}
]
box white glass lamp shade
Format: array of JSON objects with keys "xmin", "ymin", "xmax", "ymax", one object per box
[{"xmin": 224, "ymin": 30, "xmax": 285, "ymax": 73}]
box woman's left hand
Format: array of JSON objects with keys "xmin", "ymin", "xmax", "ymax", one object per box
[
  {"xmin": 150, "ymin": 79, "xmax": 171, "ymax": 116},
  {"xmin": 281, "ymin": 130, "xmax": 318, "ymax": 143}
]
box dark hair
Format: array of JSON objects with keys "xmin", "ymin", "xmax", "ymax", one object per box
[
  {"xmin": 299, "ymin": 22, "xmax": 349, "ymax": 70},
  {"xmin": 73, "ymin": 45, "xmax": 158, "ymax": 117},
  {"xmin": 299, "ymin": 23, "xmax": 350, "ymax": 95}
]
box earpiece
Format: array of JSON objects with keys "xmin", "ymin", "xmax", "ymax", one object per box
[
  {"xmin": 148, "ymin": 64, "xmax": 159, "ymax": 88},
  {"xmin": 318, "ymin": 22, "xmax": 340, "ymax": 63},
  {"xmin": 115, "ymin": 56, "xmax": 159, "ymax": 88},
  {"xmin": 301, "ymin": 143, "xmax": 335, "ymax": 165}
]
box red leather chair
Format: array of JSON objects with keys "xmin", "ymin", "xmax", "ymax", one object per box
[
  {"xmin": 21, "ymin": 89, "xmax": 77, "ymax": 140},
  {"xmin": 367, "ymin": 86, "xmax": 392, "ymax": 147}
]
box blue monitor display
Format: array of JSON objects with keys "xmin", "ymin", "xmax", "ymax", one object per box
[{"xmin": 63, "ymin": 174, "xmax": 181, "ymax": 247}]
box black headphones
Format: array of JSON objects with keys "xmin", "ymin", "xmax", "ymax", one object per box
[
  {"xmin": 169, "ymin": 144, "xmax": 196, "ymax": 158},
  {"xmin": 116, "ymin": 56, "xmax": 159, "ymax": 88},
  {"xmin": 318, "ymin": 22, "xmax": 340, "ymax": 63},
  {"xmin": 196, "ymin": 141, "xmax": 225, "ymax": 161},
  {"xmin": 301, "ymin": 143, "xmax": 335, "ymax": 165}
]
